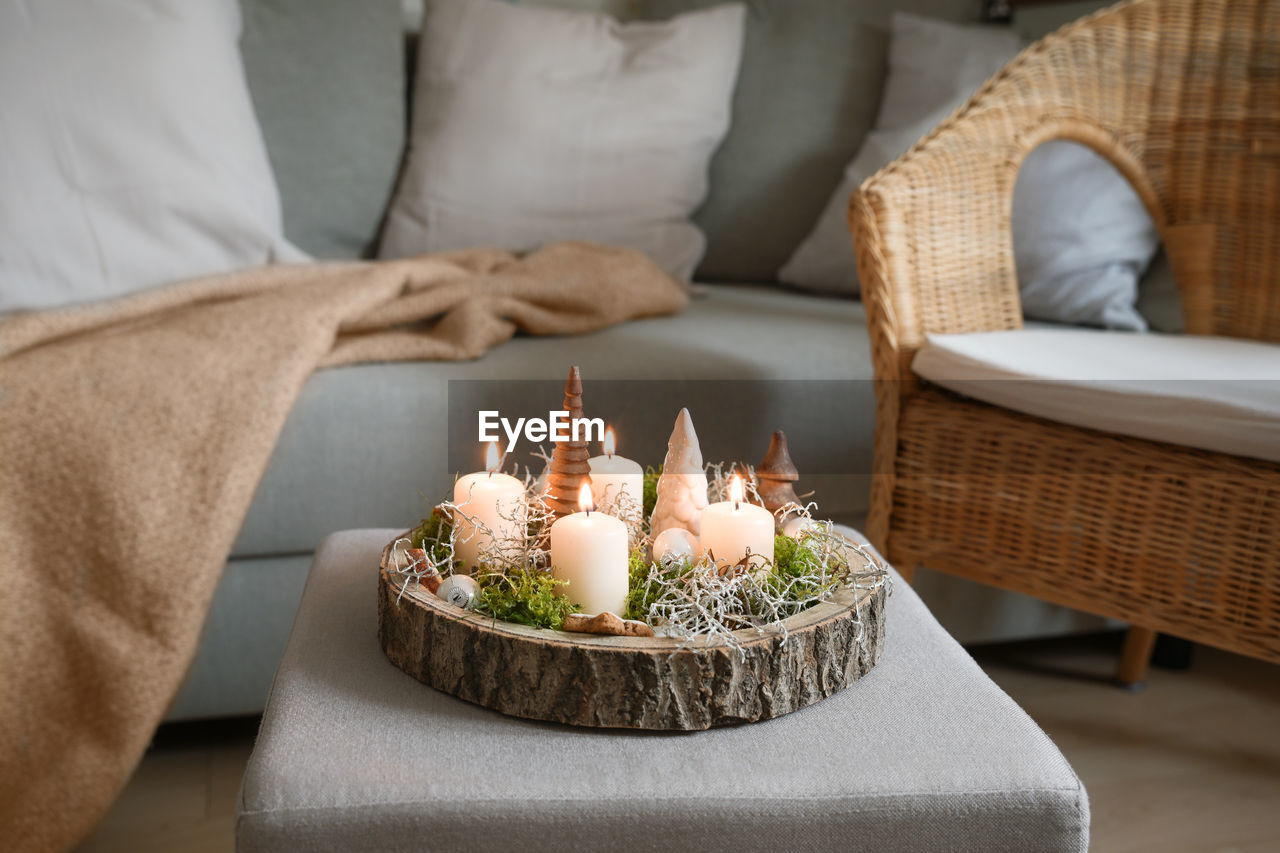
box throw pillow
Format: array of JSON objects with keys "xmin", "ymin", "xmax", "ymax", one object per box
[
  {"xmin": 641, "ymin": 0, "xmax": 978, "ymax": 283},
  {"xmin": 240, "ymin": 0, "xmax": 407, "ymax": 259},
  {"xmin": 779, "ymin": 13, "xmax": 1159, "ymax": 331},
  {"xmin": 1136, "ymin": 250, "xmax": 1184, "ymax": 333},
  {"xmin": 377, "ymin": 0, "xmax": 745, "ymax": 282},
  {"xmin": 0, "ymin": 0, "xmax": 302, "ymax": 315}
]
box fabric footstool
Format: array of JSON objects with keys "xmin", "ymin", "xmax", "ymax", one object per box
[{"xmin": 236, "ymin": 529, "xmax": 1089, "ymax": 852}]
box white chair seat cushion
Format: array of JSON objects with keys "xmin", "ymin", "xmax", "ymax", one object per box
[{"xmin": 913, "ymin": 329, "xmax": 1280, "ymax": 463}]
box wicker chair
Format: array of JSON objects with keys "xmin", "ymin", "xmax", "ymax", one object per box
[{"xmin": 849, "ymin": 0, "xmax": 1279, "ymax": 685}]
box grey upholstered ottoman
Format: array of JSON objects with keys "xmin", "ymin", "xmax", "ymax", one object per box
[{"xmin": 236, "ymin": 529, "xmax": 1089, "ymax": 852}]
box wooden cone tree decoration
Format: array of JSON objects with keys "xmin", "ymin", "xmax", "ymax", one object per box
[
  {"xmin": 756, "ymin": 430, "xmax": 800, "ymax": 517},
  {"xmin": 651, "ymin": 408, "xmax": 709, "ymax": 537},
  {"xmin": 544, "ymin": 366, "xmax": 592, "ymax": 520}
]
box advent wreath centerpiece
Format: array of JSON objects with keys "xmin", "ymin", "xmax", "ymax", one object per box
[{"xmin": 377, "ymin": 367, "xmax": 889, "ymax": 730}]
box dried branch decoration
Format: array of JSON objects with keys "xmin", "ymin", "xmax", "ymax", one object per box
[
  {"xmin": 387, "ymin": 437, "xmax": 888, "ymax": 654},
  {"xmin": 543, "ymin": 365, "xmax": 592, "ymax": 521},
  {"xmin": 650, "ymin": 408, "xmax": 709, "ymax": 537},
  {"xmin": 627, "ymin": 503, "xmax": 890, "ymax": 659}
]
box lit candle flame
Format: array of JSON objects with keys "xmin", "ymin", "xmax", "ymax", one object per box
[
  {"xmin": 485, "ymin": 441, "xmax": 501, "ymax": 474},
  {"xmin": 578, "ymin": 481, "xmax": 595, "ymax": 515},
  {"xmin": 729, "ymin": 474, "xmax": 744, "ymax": 508},
  {"xmin": 603, "ymin": 426, "xmax": 616, "ymax": 457}
]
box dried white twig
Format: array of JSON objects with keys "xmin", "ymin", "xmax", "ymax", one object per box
[
  {"xmin": 631, "ymin": 501, "xmax": 889, "ymax": 659},
  {"xmin": 386, "ymin": 536, "xmax": 443, "ymax": 604},
  {"xmin": 397, "ymin": 463, "xmax": 889, "ymax": 654}
]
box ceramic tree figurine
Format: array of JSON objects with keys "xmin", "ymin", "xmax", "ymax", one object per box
[
  {"xmin": 756, "ymin": 430, "xmax": 800, "ymax": 518},
  {"xmin": 544, "ymin": 366, "xmax": 592, "ymax": 520},
  {"xmin": 651, "ymin": 408, "xmax": 709, "ymax": 537}
]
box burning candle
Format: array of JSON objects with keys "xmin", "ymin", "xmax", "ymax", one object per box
[
  {"xmin": 587, "ymin": 427, "xmax": 644, "ymax": 510},
  {"xmin": 550, "ymin": 483, "xmax": 629, "ymax": 616},
  {"xmin": 452, "ymin": 442, "xmax": 526, "ymax": 572},
  {"xmin": 700, "ymin": 474, "xmax": 775, "ymax": 575}
]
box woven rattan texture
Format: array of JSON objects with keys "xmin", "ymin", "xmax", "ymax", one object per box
[
  {"xmin": 893, "ymin": 388, "xmax": 1280, "ymax": 663},
  {"xmin": 850, "ymin": 0, "xmax": 1280, "ymax": 664}
]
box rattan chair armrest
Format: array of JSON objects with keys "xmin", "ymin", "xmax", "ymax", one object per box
[
  {"xmin": 848, "ymin": 0, "xmax": 1180, "ymax": 383},
  {"xmin": 849, "ymin": 88, "xmax": 1054, "ymax": 385}
]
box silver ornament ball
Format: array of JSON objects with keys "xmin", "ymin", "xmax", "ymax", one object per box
[
  {"xmin": 652, "ymin": 527, "xmax": 700, "ymax": 566},
  {"xmin": 782, "ymin": 516, "xmax": 819, "ymax": 540},
  {"xmin": 437, "ymin": 575, "xmax": 479, "ymax": 609}
]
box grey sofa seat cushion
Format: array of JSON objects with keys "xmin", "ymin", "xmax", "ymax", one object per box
[
  {"xmin": 240, "ymin": 0, "xmax": 405, "ymax": 259},
  {"xmin": 641, "ymin": 0, "xmax": 978, "ymax": 283},
  {"xmin": 166, "ymin": 554, "xmax": 313, "ymax": 722},
  {"xmin": 236, "ymin": 529, "xmax": 1089, "ymax": 852},
  {"xmin": 232, "ymin": 285, "xmax": 875, "ymax": 556}
]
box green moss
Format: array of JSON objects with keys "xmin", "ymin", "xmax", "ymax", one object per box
[
  {"xmin": 415, "ymin": 498, "xmax": 841, "ymax": 632},
  {"xmin": 762, "ymin": 534, "xmax": 835, "ymax": 602},
  {"xmin": 642, "ymin": 465, "xmax": 661, "ymax": 520},
  {"xmin": 474, "ymin": 569, "xmax": 579, "ymax": 630},
  {"xmin": 410, "ymin": 506, "xmax": 578, "ymax": 630},
  {"xmin": 625, "ymin": 534, "xmax": 839, "ymax": 623},
  {"xmin": 623, "ymin": 546, "xmax": 671, "ymax": 621}
]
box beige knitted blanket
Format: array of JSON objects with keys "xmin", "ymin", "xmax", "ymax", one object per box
[{"xmin": 0, "ymin": 244, "xmax": 688, "ymax": 852}]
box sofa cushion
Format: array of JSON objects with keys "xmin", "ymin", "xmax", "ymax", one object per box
[
  {"xmin": 232, "ymin": 285, "xmax": 875, "ymax": 556},
  {"xmin": 914, "ymin": 329, "xmax": 1280, "ymax": 462},
  {"xmin": 236, "ymin": 528, "xmax": 1090, "ymax": 853},
  {"xmin": 644, "ymin": 0, "xmax": 977, "ymax": 283},
  {"xmin": 0, "ymin": 0, "xmax": 300, "ymax": 315},
  {"xmin": 1135, "ymin": 250, "xmax": 1184, "ymax": 333},
  {"xmin": 780, "ymin": 13, "xmax": 1159, "ymax": 333},
  {"xmin": 378, "ymin": 0, "xmax": 744, "ymax": 281},
  {"xmin": 240, "ymin": 0, "xmax": 406, "ymax": 259}
]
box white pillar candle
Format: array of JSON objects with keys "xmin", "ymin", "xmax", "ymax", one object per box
[
  {"xmin": 453, "ymin": 443, "xmax": 526, "ymax": 572},
  {"xmin": 700, "ymin": 475, "xmax": 775, "ymax": 574},
  {"xmin": 551, "ymin": 483, "xmax": 630, "ymax": 616},
  {"xmin": 587, "ymin": 427, "xmax": 643, "ymax": 509}
]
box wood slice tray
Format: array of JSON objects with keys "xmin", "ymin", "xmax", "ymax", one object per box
[{"xmin": 377, "ymin": 537, "xmax": 886, "ymax": 730}]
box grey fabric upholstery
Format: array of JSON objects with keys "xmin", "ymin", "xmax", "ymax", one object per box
[
  {"xmin": 192, "ymin": 286, "xmax": 1106, "ymax": 723},
  {"xmin": 236, "ymin": 529, "xmax": 1090, "ymax": 852},
  {"xmin": 239, "ymin": 0, "xmax": 406, "ymax": 259},
  {"xmin": 167, "ymin": 554, "xmax": 312, "ymax": 721},
  {"xmin": 232, "ymin": 285, "xmax": 876, "ymax": 557},
  {"xmin": 641, "ymin": 0, "xmax": 978, "ymax": 283}
]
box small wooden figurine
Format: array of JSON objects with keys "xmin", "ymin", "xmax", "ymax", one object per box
[
  {"xmin": 544, "ymin": 366, "xmax": 593, "ymax": 520},
  {"xmin": 756, "ymin": 430, "xmax": 800, "ymax": 517},
  {"xmin": 651, "ymin": 408, "xmax": 709, "ymax": 537}
]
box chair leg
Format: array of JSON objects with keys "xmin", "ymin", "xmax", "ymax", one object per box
[{"xmin": 1117, "ymin": 626, "xmax": 1158, "ymax": 688}]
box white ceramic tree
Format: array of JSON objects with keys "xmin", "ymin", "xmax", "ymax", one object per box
[{"xmin": 650, "ymin": 408, "xmax": 709, "ymax": 537}]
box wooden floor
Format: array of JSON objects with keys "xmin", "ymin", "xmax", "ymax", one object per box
[
  {"xmin": 974, "ymin": 635, "xmax": 1280, "ymax": 853},
  {"xmin": 77, "ymin": 633, "xmax": 1280, "ymax": 852},
  {"xmin": 76, "ymin": 717, "xmax": 256, "ymax": 853}
]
